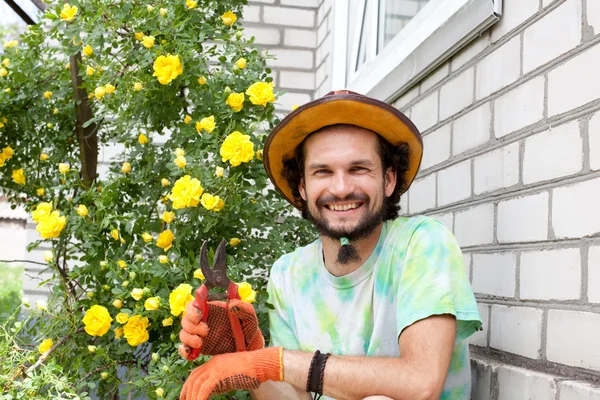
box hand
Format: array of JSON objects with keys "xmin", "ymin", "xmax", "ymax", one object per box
[
  {"xmin": 180, "ymin": 347, "xmax": 283, "ymax": 400},
  {"xmin": 178, "ymin": 299, "xmax": 264, "ymax": 359}
]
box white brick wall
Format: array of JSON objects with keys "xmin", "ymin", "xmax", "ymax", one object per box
[
  {"xmin": 410, "ymin": 92, "xmax": 438, "ymax": 132},
  {"xmin": 429, "ymin": 212, "xmax": 453, "ymax": 231},
  {"xmin": 559, "ymin": 381, "xmax": 600, "ymax": 400},
  {"xmin": 497, "ymin": 192, "xmax": 549, "ymax": 243},
  {"xmin": 454, "ymin": 204, "xmax": 494, "ymax": 247},
  {"xmin": 439, "ymin": 68, "xmax": 474, "ymax": 121},
  {"xmin": 473, "ymin": 142, "xmax": 519, "ymax": 195},
  {"xmin": 490, "ymin": 305, "xmax": 543, "ymax": 359},
  {"xmin": 266, "ymin": 48, "xmax": 314, "ymax": 69},
  {"xmin": 284, "ymin": 28, "xmax": 317, "ymax": 48},
  {"xmin": 522, "ymin": 0, "xmax": 582, "ymax": 74},
  {"xmin": 547, "ymin": 310, "xmax": 600, "ymax": 371},
  {"xmin": 552, "ymin": 177, "xmax": 600, "ymax": 239},
  {"xmin": 420, "ymin": 63, "xmax": 449, "ymax": 93},
  {"xmin": 279, "ymin": 71, "xmax": 315, "ymax": 90},
  {"xmin": 523, "ymin": 120, "xmax": 583, "ymax": 184},
  {"xmin": 242, "ymin": 26, "xmax": 281, "ymax": 45},
  {"xmin": 452, "ymin": 32, "xmax": 489, "ymax": 71},
  {"xmin": 590, "ymin": 112, "xmax": 600, "ymax": 171},
  {"xmin": 496, "ymin": 365, "xmax": 557, "ymax": 400},
  {"xmin": 263, "ymin": 6, "xmax": 315, "ymax": 28},
  {"xmin": 420, "ymin": 124, "xmax": 450, "ymax": 170},
  {"xmin": 472, "ymin": 253, "xmax": 516, "ymax": 297},
  {"xmin": 493, "ymin": 76, "xmax": 545, "ymax": 138},
  {"xmin": 589, "ymin": 246, "xmax": 600, "ymax": 304},
  {"xmin": 475, "ymin": 36, "xmax": 521, "ymax": 101},
  {"xmin": 452, "ymin": 102, "xmax": 491, "ymax": 155},
  {"xmin": 407, "ymin": 174, "xmax": 436, "ymax": 213},
  {"xmin": 470, "ymin": 303, "xmax": 489, "ymax": 347},
  {"xmin": 588, "ymin": 0, "xmax": 600, "ymax": 35},
  {"xmin": 437, "ymin": 160, "xmax": 471, "ymax": 206},
  {"xmin": 520, "ymin": 248, "xmax": 581, "ymax": 300},
  {"xmin": 490, "ymin": 0, "xmax": 538, "ymax": 43}
]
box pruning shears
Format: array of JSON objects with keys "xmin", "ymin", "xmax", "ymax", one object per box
[{"xmin": 187, "ymin": 239, "xmax": 245, "ymax": 360}]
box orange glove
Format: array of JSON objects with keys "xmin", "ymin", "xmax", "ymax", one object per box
[
  {"xmin": 180, "ymin": 347, "xmax": 283, "ymax": 400},
  {"xmin": 178, "ymin": 299, "xmax": 264, "ymax": 359}
]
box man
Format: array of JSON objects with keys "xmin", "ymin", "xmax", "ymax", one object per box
[{"xmin": 178, "ymin": 91, "xmax": 482, "ymax": 400}]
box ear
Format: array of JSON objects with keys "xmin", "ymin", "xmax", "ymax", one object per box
[
  {"xmin": 384, "ymin": 168, "xmax": 397, "ymax": 198},
  {"xmin": 299, "ymin": 177, "xmax": 307, "ymax": 201}
]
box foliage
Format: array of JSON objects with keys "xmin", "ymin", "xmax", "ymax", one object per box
[
  {"xmin": 0, "ymin": 0, "xmax": 315, "ymax": 398},
  {"xmin": 0, "ymin": 264, "xmax": 22, "ymax": 324}
]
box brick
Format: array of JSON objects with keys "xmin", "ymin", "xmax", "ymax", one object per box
[
  {"xmin": 490, "ymin": 305, "xmax": 542, "ymax": 358},
  {"xmin": 552, "ymin": 177, "xmax": 600, "ymax": 238},
  {"xmin": 420, "ymin": 62, "xmax": 449, "ymax": 93},
  {"xmin": 439, "ymin": 67, "xmax": 474, "ymax": 121},
  {"xmin": 429, "ymin": 212, "xmax": 453, "ymax": 232},
  {"xmin": 315, "ymin": 32, "xmax": 331, "ymax": 65},
  {"xmin": 281, "ymin": 0, "xmax": 319, "ymax": 6},
  {"xmin": 547, "ymin": 310, "xmax": 600, "ymax": 370},
  {"xmin": 520, "ymin": 248, "xmax": 581, "ymax": 300},
  {"xmin": 242, "ymin": 26, "xmax": 281, "ymax": 45},
  {"xmin": 559, "ymin": 380, "xmax": 600, "ymax": 400},
  {"xmin": 279, "ymin": 71, "xmax": 315, "ymax": 90},
  {"xmin": 314, "ymin": 76, "xmax": 331, "ymax": 97},
  {"xmin": 470, "ymin": 357, "xmax": 494, "ymax": 400},
  {"xmin": 399, "ymin": 194, "xmax": 408, "ymax": 215},
  {"xmin": 410, "ymin": 91, "xmax": 438, "ymax": 132},
  {"xmin": 263, "ymin": 6, "xmax": 315, "ymax": 28},
  {"xmin": 590, "ymin": 246, "xmax": 600, "ymax": 303},
  {"xmin": 588, "ymin": 0, "xmax": 600, "ymax": 36},
  {"xmin": 543, "ymin": 0, "xmax": 558, "ymax": 7},
  {"xmin": 497, "ymin": 192, "xmax": 549, "ymax": 243},
  {"xmin": 474, "ymin": 142, "xmax": 519, "ymax": 195},
  {"xmin": 394, "ymin": 85, "xmax": 419, "ymax": 110},
  {"xmin": 523, "ymin": 120, "xmax": 582, "ymax": 184},
  {"xmin": 548, "ymin": 43, "xmax": 600, "ymax": 116},
  {"xmin": 490, "ymin": 0, "xmax": 539, "ymax": 43},
  {"xmin": 590, "ymin": 112, "xmax": 600, "ymax": 171},
  {"xmin": 284, "ymin": 28, "xmax": 317, "ymax": 48},
  {"xmin": 317, "ymin": 15, "xmax": 328, "ymax": 45},
  {"xmin": 0, "ymin": 226, "xmax": 26, "ymax": 261},
  {"xmin": 475, "ymin": 36, "xmax": 521, "ymax": 101},
  {"xmin": 454, "ymin": 204, "xmax": 494, "ymax": 247},
  {"xmin": 470, "ymin": 303, "xmax": 489, "ymax": 346},
  {"xmin": 249, "ymin": 0, "xmax": 275, "ymax": 3},
  {"xmin": 407, "ymin": 173, "xmax": 436, "ymax": 213},
  {"xmin": 266, "ymin": 48, "xmax": 314, "ymax": 69},
  {"xmin": 452, "ymin": 32, "xmax": 489, "ymax": 71},
  {"xmin": 462, "ymin": 252, "xmax": 471, "ymax": 278},
  {"xmin": 242, "ymin": 5, "xmax": 261, "ymax": 23},
  {"xmin": 101, "ymin": 141, "xmax": 125, "ymax": 162},
  {"xmin": 437, "ymin": 160, "xmax": 471, "ymax": 206},
  {"xmin": 276, "ymin": 92, "xmax": 311, "ymax": 111},
  {"xmin": 496, "ymin": 365, "xmax": 557, "ymax": 400},
  {"xmin": 473, "ymin": 253, "xmax": 516, "ymax": 297},
  {"xmin": 420, "ymin": 124, "xmax": 450, "ymax": 170},
  {"xmin": 452, "ymin": 103, "xmax": 491, "ymax": 156},
  {"xmin": 494, "ymin": 76, "xmax": 545, "ymax": 138},
  {"xmin": 317, "ymin": 0, "xmax": 332, "ymax": 25},
  {"xmin": 315, "ymin": 59, "xmax": 327, "ymax": 87}
]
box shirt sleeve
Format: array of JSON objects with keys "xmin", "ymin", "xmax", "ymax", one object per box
[
  {"xmin": 267, "ymin": 263, "xmax": 301, "ymax": 350},
  {"xmin": 396, "ymin": 218, "xmax": 482, "ymax": 343}
]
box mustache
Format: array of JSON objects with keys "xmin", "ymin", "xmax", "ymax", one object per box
[{"xmin": 316, "ymin": 194, "xmax": 369, "ymax": 207}]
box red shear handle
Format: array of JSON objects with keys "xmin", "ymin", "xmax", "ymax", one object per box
[
  {"xmin": 188, "ymin": 285, "xmax": 209, "ymax": 360},
  {"xmin": 226, "ymin": 282, "xmax": 245, "ymax": 352}
]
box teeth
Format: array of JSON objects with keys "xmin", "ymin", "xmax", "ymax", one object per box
[{"xmin": 329, "ymin": 203, "xmax": 359, "ymax": 211}]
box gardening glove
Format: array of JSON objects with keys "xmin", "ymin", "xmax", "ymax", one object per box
[
  {"xmin": 180, "ymin": 346, "xmax": 283, "ymax": 400},
  {"xmin": 178, "ymin": 299, "xmax": 264, "ymax": 359}
]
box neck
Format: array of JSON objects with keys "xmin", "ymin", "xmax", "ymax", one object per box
[{"xmin": 321, "ymin": 223, "xmax": 384, "ymax": 277}]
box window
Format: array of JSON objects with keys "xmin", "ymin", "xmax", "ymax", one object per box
[{"xmin": 331, "ymin": 0, "xmax": 503, "ymax": 102}]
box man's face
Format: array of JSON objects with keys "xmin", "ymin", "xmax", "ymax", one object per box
[{"xmin": 298, "ymin": 125, "xmax": 396, "ymax": 241}]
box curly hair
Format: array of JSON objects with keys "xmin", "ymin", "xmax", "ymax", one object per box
[{"xmin": 281, "ymin": 124, "xmax": 411, "ymax": 221}]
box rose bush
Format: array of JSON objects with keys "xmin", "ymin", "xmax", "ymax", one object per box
[{"xmin": 0, "ymin": 0, "xmax": 314, "ymax": 398}]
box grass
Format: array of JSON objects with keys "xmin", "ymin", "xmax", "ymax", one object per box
[{"xmin": 0, "ymin": 263, "xmax": 23, "ymax": 323}]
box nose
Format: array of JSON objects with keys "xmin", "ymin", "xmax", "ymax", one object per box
[{"xmin": 328, "ymin": 171, "xmax": 354, "ymax": 198}]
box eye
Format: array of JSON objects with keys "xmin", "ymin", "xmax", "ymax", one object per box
[
  {"xmin": 314, "ymin": 169, "xmax": 331, "ymax": 175},
  {"xmin": 350, "ymin": 166, "xmax": 367, "ymax": 172}
]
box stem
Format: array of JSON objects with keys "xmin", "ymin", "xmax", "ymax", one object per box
[
  {"xmin": 25, "ymin": 328, "xmax": 85, "ymax": 375},
  {"xmin": 0, "ymin": 259, "xmax": 46, "ymax": 266}
]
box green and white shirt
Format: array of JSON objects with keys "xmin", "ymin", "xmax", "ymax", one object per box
[{"xmin": 267, "ymin": 216, "xmax": 482, "ymax": 399}]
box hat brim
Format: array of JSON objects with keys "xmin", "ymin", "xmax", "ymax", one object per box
[{"xmin": 263, "ymin": 92, "xmax": 423, "ymax": 209}]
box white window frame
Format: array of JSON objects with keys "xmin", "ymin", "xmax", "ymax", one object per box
[{"xmin": 331, "ymin": 0, "xmax": 503, "ymax": 103}]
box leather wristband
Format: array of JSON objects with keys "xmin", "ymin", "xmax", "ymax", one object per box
[{"xmin": 307, "ymin": 350, "xmax": 331, "ymax": 398}]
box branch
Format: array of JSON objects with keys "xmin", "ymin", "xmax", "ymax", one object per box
[
  {"xmin": 0, "ymin": 259, "xmax": 47, "ymax": 266},
  {"xmin": 81, "ymin": 360, "xmax": 144, "ymax": 381},
  {"xmin": 26, "ymin": 327, "xmax": 86, "ymax": 375}
]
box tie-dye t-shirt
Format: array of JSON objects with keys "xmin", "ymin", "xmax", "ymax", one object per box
[{"xmin": 267, "ymin": 215, "xmax": 482, "ymax": 399}]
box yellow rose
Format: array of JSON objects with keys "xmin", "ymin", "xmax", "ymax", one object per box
[
  {"xmin": 142, "ymin": 35, "xmax": 155, "ymax": 49},
  {"xmin": 43, "ymin": 91, "xmax": 52, "ymax": 100},
  {"xmin": 169, "ymin": 283, "xmax": 193, "ymax": 317},
  {"xmin": 39, "ymin": 338, "xmax": 53, "ymax": 354},
  {"xmin": 4, "ymin": 88, "xmax": 11, "ymax": 93},
  {"xmin": 200, "ymin": 193, "xmax": 221, "ymax": 211},
  {"xmin": 159, "ymin": 7, "xmax": 168, "ymax": 16},
  {"xmin": 121, "ymin": 162, "xmax": 131, "ymax": 174},
  {"xmin": 215, "ymin": 166, "xmax": 224, "ymax": 177},
  {"xmin": 104, "ymin": 83, "xmax": 115, "ymax": 94},
  {"xmin": 118, "ymin": 260, "xmax": 127, "ymax": 269},
  {"xmin": 12, "ymin": 169, "xmax": 25, "ymax": 185},
  {"xmin": 162, "ymin": 317, "xmax": 173, "ymax": 326},
  {"xmin": 134, "ymin": 32, "xmax": 144, "ymax": 41},
  {"xmin": 59, "ymin": 163, "xmax": 69, "ymax": 173},
  {"xmin": 153, "ymin": 54, "xmax": 183, "ymax": 85},
  {"xmin": 86, "ymin": 66, "xmax": 95, "ymax": 76},
  {"xmin": 77, "ymin": 204, "xmax": 88, "ymax": 217},
  {"xmin": 246, "ymin": 82, "xmax": 275, "ymax": 106},
  {"xmin": 174, "ymin": 155, "xmax": 186, "ymax": 168},
  {"xmin": 2, "ymin": 146, "xmax": 13, "ymax": 159},
  {"xmin": 134, "ymin": 82, "xmax": 143, "ymax": 91},
  {"xmin": 256, "ymin": 149, "xmax": 263, "ymax": 161},
  {"xmin": 141, "ymin": 232, "xmax": 153, "ymax": 243},
  {"xmin": 147, "ymin": 5, "xmax": 154, "ymax": 11},
  {"xmin": 229, "ymin": 238, "xmax": 241, "ymax": 247},
  {"xmin": 3, "ymin": 40, "xmax": 18, "ymax": 49},
  {"xmin": 53, "ymin": 108, "xmax": 59, "ymax": 114},
  {"xmin": 112, "ymin": 299, "xmax": 123, "ymax": 308},
  {"xmin": 110, "ymin": 229, "xmax": 119, "ymax": 240},
  {"xmin": 60, "ymin": 4, "xmax": 78, "ymax": 22},
  {"xmin": 82, "ymin": 305, "xmax": 113, "ymax": 337},
  {"xmin": 184, "ymin": 115, "xmax": 192, "ymax": 124},
  {"xmin": 214, "ymin": 198, "xmax": 225, "ymax": 211},
  {"xmin": 236, "ymin": 58, "xmax": 247, "ymax": 69},
  {"xmin": 161, "ymin": 178, "xmax": 170, "ymax": 187},
  {"xmin": 66, "ymin": 62, "xmax": 71, "ymax": 70},
  {"xmin": 36, "ymin": 211, "xmax": 66, "ymax": 239},
  {"xmin": 131, "ymin": 288, "xmax": 144, "ymax": 301},
  {"xmin": 156, "ymin": 388, "xmax": 164, "ymax": 398},
  {"xmin": 138, "ymin": 133, "xmax": 148, "ymax": 145},
  {"xmin": 197, "ymin": 76, "xmax": 207, "ymax": 85},
  {"xmin": 158, "ymin": 255, "xmax": 168, "ymax": 264},
  {"xmin": 94, "ymin": 86, "xmax": 106, "ymax": 100},
  {"xmin": 2, "ymin": 58, "xmax": 8, "ymax": 66},
  {"xmin": 162, "ymin": 211, "xmax": 175, "ymax": 223},
  {"xmin": 221, "ymin": 10, "xmax": 237, "ymax": 26},
  {"xmin": 226, "ymin": 92, "xmax": 244, "ymax": 112},
  {"xmin": 0, "ymin": 68, "xmax": 7, "ymax": 77},
  {"xmin": 197, "ymin": 115, "xmax": 215, "ymax": 133},
  {"xmin": 32, "ymin": 202, "xmax": 52, "ymax": 222},
  {"xmin": 43, "ymin": 250, "xmax": 53, "ymax": 262},
  {"xmin": 175, "ymin": 148, "xmax": 185, "ymax": 157},
  {"xmin": 193, "ymin": 269, "xmax": 205, "ymax": 280},
  {"xmin": 156, "ymin": 229, "xmax": 174, "ymax": 251},
  {"xmin": 83, "ymin": 45, "xmax": 93, "ymax": 56},
  {"xmin": 123, "ymin": 315, "xmax": 150, "ymax": 346},
  {"xmin": 186, "ymin": 0, "xmax": 197, "ymax": 9},
  {"xmin": 87, "ymin": 345, "xmax": 96, "ymax": 353},
  {"xmin": 114, "ymin": 327, "xmax": 124, "ymax": 339},
  {"xmin": 237, "ymin": 282, "xmax": 257, "ymax": 303},
  {"xmin": 170, "ymin": 175, "xmax": 203, "ymax": 209},
  {"xmin": 101, "ymin": 372, "xmax": 109, "ymax": 379},
  {"xmin": 36, "ymin": 300, "xmax": 47, "ymax": 311},
  {"xmin": 116, "ymin": 312, "xmax": 129, "ymax": 324},
  {"xmin": 47, "ymin": 123, "xmax": 54, "ymax": 129},
  {"xmin": 220, "ymin": 131, "xmax": 254, "ymax": 167},
  {"xmin": 144, "ymin": 297, "xmax": 160, "ymax": 311}
]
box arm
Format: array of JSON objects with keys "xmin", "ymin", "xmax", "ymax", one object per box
[{"xmin": 254, "ymin": 314, "xmax": 456, "ymax": 400}]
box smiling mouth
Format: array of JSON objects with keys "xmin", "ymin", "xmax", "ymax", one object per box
[{"xmin": 325, "ymin": 203, "xmax": 362, "ymax": 211}]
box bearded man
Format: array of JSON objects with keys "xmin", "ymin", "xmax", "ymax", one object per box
[{"xmin": 178, "ymin": 91, "xmax": 482, "ymax": 400}]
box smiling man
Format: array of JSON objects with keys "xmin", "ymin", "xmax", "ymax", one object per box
[{"xmin": 178, "ymin": 91, "xmax": 482, "ymax": 400}]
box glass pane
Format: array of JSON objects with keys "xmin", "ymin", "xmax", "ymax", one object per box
[{"xmin": 380, "ymin": 0, "xmax": 432, "ymax": 48}]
